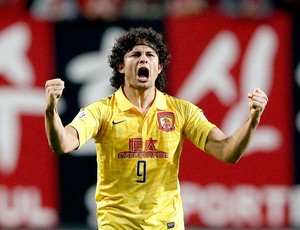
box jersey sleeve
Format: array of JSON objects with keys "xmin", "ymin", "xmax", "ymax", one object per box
[
  {"xmin": 181, "ymin": 101, "xmax": 216, "ymax": 151},
  {"xmin": 68, "ymin": 102, "xmax": 104, "ymax": 149}
]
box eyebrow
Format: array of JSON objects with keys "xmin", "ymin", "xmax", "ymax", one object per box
[
  {"xmin": 124, "ymin": 50, "xmax": 155, "ymax": 59},
  {"xmin": 129, "ymin": 50, "xmax": 156, "ymax": 55}
]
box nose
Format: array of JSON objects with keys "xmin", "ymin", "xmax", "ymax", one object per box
[{"xmin": 139, "ymin": 53, "xmax": 148, "ymax": 63}]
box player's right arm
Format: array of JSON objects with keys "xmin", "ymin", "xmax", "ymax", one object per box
[{"xmin": 44, "ymin": 78, "xmax": 79, "ymax": 154}]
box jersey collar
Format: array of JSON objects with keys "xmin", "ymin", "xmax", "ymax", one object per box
[
  {"xmin": 154, "ymin": 89, "xmax": 167, "ymax": 111},
  {"xmin": 115, "ymin": 87, "xmax": 167, "ymax": 112}
]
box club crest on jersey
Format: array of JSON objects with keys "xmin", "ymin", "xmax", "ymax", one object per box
[{"xmin": 157, "ymin": 112, "xmax": 175, "ymax": 132}]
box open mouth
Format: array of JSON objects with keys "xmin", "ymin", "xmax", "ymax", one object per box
[{"xmin": 138, "ymin": 67, "xmax": 149, "ymax": 79}]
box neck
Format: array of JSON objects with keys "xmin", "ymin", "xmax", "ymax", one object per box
[{"xmin": 122, "ymin": 87, "xmax": 156, "ymax": 115}]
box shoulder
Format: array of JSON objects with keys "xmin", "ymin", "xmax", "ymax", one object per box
[
  {"xmin": 76, "ymin": 92, "xmax": 117, "ymax": 122},
  {"xmin": 163, "ymin": 93, "xmax": 202, "ymax": 113},
  {"xmin": 86, "ymin": 92, "xmax": 116, "ymax": 109}
]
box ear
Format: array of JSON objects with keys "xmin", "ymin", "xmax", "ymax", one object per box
[
  {"xmin": 118, "ymin": 63, "xmax": 124, "ymax": 73},
  {"xmin": 158, "ymin": 64, "xmax": 163, "ymax": 74}
]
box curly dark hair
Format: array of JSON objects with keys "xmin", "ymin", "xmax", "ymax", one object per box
[{"xmin": 108, "ymin": 27, "xmax": 170, "ymax": 92}]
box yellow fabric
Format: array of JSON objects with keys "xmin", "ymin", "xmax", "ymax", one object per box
[{"xmin": 69, "ymin": 88, "xmax": 216, "ymax": 229}]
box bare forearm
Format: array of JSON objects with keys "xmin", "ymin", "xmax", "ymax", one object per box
[
  {"xmin": 45, "ymin": 109, "xmax": 78, "ymax": 154},
  {"xmin": 222, "ymin": 114, "xmax": 259, "ymax": 163},
  {"xmin": 205, "ymin": 116, "xmax": 258, "ymax": 164},
  {"xmin": 44, "ymin": 78, "xmax": 79, "ymax": 154},
  {"xmin": 205, "ymin": 88, "xmax": 267, "ymax": 163}
]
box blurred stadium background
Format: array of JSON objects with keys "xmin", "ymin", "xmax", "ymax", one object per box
[{"xmin": 0, "ymin": 0, "xmax": 300, "ymax": 229}]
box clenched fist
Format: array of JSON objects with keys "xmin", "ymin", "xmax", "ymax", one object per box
[
  {"xmin": 248, "ymin": 88, "xmax": 268, "ymax": 118},
  {"xmin": 45, "ymin": 78, "xmax": 65, "ymax": 111}
]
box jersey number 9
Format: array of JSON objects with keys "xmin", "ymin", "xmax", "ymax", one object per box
[{"xmin": 136, "ymin": 160, "xmax": 146, "ymax": 183}]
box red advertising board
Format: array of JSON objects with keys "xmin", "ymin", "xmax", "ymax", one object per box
[
  {"xmin": 165, "ymin": 11, "xmax": 295, "ymax": 227},
  {"xmin": 0, "ymin": 12, "xmax": 58, "ymax": 228}
]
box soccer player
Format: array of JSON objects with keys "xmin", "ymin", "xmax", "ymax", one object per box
[{"xmin": 44, "ymin": 27, "xmax": 268, "ymax": 229}]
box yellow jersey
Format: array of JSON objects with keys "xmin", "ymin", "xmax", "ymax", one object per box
[{"xmin": 69, "ymin": 87, "xmax": 216, "ymax": 229}]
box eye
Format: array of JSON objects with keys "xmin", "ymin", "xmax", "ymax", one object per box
[
  {"xmin": 147, "ymin": 52, "xmax": 155, "ymax": 57},
  {"xmin": 132, "ymin": 51, "xmax": 142, "ymax": 56}
]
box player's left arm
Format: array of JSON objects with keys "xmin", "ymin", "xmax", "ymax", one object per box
[{"xmin": 204, "ymin": 88, "xmax": 268, "ymax": 163}]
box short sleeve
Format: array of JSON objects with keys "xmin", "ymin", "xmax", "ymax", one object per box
[
  {"xmin": 68, "ymin": 103, "xmax": 103, "ymax": 149},
  {"xmin": 182, "ymin": 102, "xmax": 216, "ymax": 151}
]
